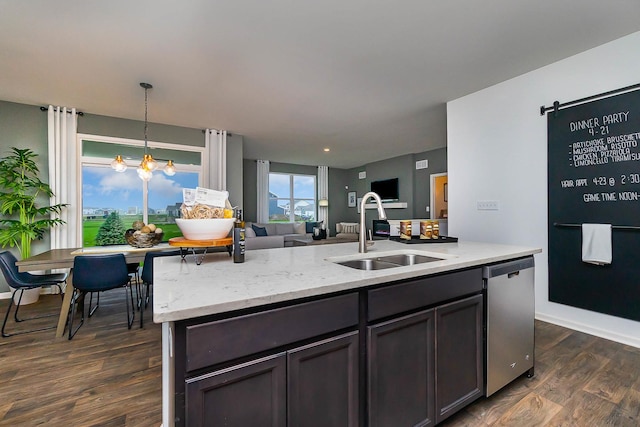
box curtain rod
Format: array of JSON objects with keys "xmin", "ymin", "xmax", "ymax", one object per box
[
  {"xmin": 553, "ymin": 222, "xmax": 640, "ymax": 231},
  {"xmin": 540, "ymin": 83, "xmax": 640, "ymax": 116},
  {"xmin": 40, "ymin": 106, "xmax": 84, "ymax": 116},
  {"xmin": 202, "ymin": 129, "xmax": 233, "ymax": 136}
]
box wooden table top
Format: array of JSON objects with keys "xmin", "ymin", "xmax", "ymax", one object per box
[{"xmin": 168, "ymin": 237, "xmax": 233, "ymax": 248}]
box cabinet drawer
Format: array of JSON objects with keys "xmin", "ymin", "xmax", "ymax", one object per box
[
  {"xmin": 185, "ymin": 293, "xmax": 359, "ymax": 372},
  {"xmin": 368, "ymin": 268, "xmax": 482, "ymax": 322}
]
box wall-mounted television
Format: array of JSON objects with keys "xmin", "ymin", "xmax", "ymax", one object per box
[{"xmin": 371, "ymin": 178, "xmax": 399, "ymax": 202}]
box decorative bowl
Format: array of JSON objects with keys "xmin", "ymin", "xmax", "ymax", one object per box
[
  {"xmin": 175, "ymin": 218, "xmax": 235, "ymax": 240},
  {"xmin": 125, "ymin": 229, "xmax": 164, "ymax": 248}
]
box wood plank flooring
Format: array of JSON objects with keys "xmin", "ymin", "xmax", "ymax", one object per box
[{"xmin": 1, "ymin": 293, "xmax": 640, "ymax": 426}]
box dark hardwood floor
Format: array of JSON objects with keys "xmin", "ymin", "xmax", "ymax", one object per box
[
  {"xmin": 0, "ymin": 291, "xmax": 162, "ymax": 427},
  {"xmin": 1, "ymin": 292, "xmax": 639, "ymax": 426}
]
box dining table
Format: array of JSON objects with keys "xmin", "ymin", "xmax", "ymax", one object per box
[{"xmin": 15, "ymin": 243, "xmax": 174, "ymax": 338}]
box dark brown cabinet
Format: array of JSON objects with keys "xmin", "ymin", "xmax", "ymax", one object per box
[
  {"xmin": 368, "ymin": 309, "xmax": 435, "ymax": 427},
  {"xmin": 367, "ymin": 270, "xmax": 484, "ymax": 427},
  {"xmin": 185, "ymin": 331, "xmax": 359, "ymax": 427},
  {"xmin": 176, "ymin": 268, "xmax": 486, "ymax": 426},
  {"xmin": 288, "ymin": 332, "xmax": 359, "ymax": 427},
  {"xmin": 434, "ymin": 294, "xmax": 484, "ymax": 424},
  {"xmin": 185, "ymin": 353, "xmax": 287, "ymax": 427}
]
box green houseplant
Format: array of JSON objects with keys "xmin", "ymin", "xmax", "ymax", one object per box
[{"xmin": 0, "ymin": 147, "xmax": 67, "ymax": 260}]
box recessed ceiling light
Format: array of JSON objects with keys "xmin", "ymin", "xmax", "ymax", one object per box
[{"xmin": 323, "ymin": 148, "xmax": 330, "ymax": 152}]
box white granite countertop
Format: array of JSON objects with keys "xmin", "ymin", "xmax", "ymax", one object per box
[{"xmin": 153, "ymin": 240, "xmax": 541, "ymax": 323}]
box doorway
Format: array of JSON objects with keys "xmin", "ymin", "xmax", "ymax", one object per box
[{"xmin": 430, "ymin": 173, "xmax": 448, "ymax": 220}]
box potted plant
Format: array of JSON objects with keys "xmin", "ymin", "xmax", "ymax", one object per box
[{"xmin": 0, "ymin": 148, "xmax": 67, "ymax": 303}]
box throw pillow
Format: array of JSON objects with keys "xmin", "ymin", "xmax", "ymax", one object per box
[
  {"xmin": 294, "ymin": 222, "xmax": 306, "ymax": 235},
  {"xmin": 252, "ymin": 224, "xmax": 268, "ymax": 236},
  {"xmin": 306, "ymin": 221, "xmax": 323, "ymax": 234},
  {"xmin": 342, "ymin": 223, "xmax": 359, "ymax": 234},
  {"xmin": 244, "ymin": 226, "xmax": 257, "ymax": 238}
]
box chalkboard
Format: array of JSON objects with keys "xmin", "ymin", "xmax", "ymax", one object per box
[{"xmin": 547, "ymin": 88, "xmax": 640, "ymax": 321}]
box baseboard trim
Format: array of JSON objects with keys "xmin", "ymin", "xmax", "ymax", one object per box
[{"xmin": 536, "ymin": 312, "xmax": 640, "ymax": 349}]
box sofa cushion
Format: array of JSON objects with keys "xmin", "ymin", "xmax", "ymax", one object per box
[
  {"xmin": 245, "ymin": 235, "xmax": 284, "ymax": 250},
  {"xmin": 293, "ymin": 222, "xmax": 306, "ymax": 235},
  {"xmin": 252, "ymin": 224, "xmax": 268, "ymax": 236},
  {"xmin": 276, "ymin": 223, "xmax": 295, "ymax": 235}
]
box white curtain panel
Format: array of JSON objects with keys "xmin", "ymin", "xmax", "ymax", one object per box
[
  {"xmin": 256, "ymin": 160, "xmax": 270, "ymax": 223},
  {"xmin": 47, "ymin": 105, "xmax": 78, "ymax": 249},
  {"xmin": 206, "ymin": 129, "xmax": 227, "ymax": 190},
  {"xmin": 317, "ymin": 165, "xmax": 329, "ymax": 232}
]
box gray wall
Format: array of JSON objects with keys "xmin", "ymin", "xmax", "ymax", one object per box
[
  {"xmin": 412, "ymin": 148, "xmax": 447, "ymax": 218},
  {"xmin": 0, "ymin": 100, "xmax": 244, "ymax": 290},
  {"xmin": 0, "ymin": 101, "xmax": 51, "ymax": 272},
  {"xmin": 242, "ymin": 147, "xmax": 447, "ymax": 235},
  {"xmin": 341, "ymin": 148, "xmax": 447, "ymax": 229}
]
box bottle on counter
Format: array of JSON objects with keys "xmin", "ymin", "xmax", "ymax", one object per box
[
  {"xmin": 233, "ymin": 209, "xmax": 245, "ymax": 263},
  {"xmin": 432, "ymin": 220, "xmax": 439, "ymax": 239}
]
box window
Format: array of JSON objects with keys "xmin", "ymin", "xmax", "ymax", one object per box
[
  {"xmin": 79, "ymin": 135, "xmax": 204, "ymax": 246},
  {"xmin": 268, "ymin": 173, "xmax": 316, "ymax": 222}
]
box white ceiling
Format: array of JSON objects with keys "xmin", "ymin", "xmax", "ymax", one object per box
[{"xmin": 1, "ymin": 1, "xmax": 639, "ymax": 169}]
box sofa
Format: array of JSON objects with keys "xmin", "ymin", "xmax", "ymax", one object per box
[
  {"xmin": 244, "ymin": 221, "xmax": 320, "ymax": 250},
  {"xmin": 334, "ymin": 222, "xmax": 360, "ymax": 241}
]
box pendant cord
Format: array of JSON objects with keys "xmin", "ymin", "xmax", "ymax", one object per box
[{"xmin": 144, "ymin": 86, "xmax": 148, "ymax": 153}]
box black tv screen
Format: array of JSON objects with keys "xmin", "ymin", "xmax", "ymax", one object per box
[{"xmin": 371, "ymin": 178, "xmax": 399, "ymax": 201}]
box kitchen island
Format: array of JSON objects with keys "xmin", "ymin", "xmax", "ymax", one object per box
[{"xmin": 154, "ymin": 239, "xmax": 541, "ymax": 427}]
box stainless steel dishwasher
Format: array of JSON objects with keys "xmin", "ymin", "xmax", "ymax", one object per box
[{"xmin": 483, "ymin": 256, "xmax": 535, "ymax": 396}]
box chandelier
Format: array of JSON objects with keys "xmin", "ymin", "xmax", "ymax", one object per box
[{"xmin": 111, "ymin": 82, "xmax": 176, "ymax": 180}]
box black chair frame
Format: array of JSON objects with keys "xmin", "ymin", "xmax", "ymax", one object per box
[
  {"xmin": 0, "ymin": 251, "xmax": 67, "ymax": 338},
  {"xmin": 140, "ymin": 250, "xmax": 181, "ymax": 328},
  {"xmin": 68, "ymin": 254, "xmax": 135, "ymax": 340}
]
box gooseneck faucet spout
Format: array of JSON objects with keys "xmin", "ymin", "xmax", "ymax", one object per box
[{"xmin": 359, "ymin": 192, "xmax": 387, "ymax": 253}]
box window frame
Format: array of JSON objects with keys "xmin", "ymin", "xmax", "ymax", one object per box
[
  {"xmin": 268, "ymin": 172, "xmax": 317, "ymax": 222},
  {"xmin": 76, "ymin": 133, "xmax": 206, "ymax": 245}
]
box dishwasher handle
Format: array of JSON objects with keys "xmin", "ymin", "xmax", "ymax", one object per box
[{"xmin": 483, "ymin": 256, "xmax": 534, "ymax": 279}]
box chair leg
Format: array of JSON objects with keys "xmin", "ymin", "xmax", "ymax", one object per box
[
  {"xmin": 13, "ymin": 284, "xmax": 64, "ymax": 323},
  {"xmin": 88, "ymin": 292, "xmax": 100, "ymax": 317},
  {"xmin": 68, "ymin": 289, "xmax": 86, "ymax": 340},
  {"xmin": 125, "ymin": 285, "xmax": 135, "ymax": 329},
  {"xmin": 2, "ymin": 287, "xmax": 62, "ymax": 338}
]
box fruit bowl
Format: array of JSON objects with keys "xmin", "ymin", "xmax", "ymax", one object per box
[
  {"xmin": 125, "ymin": 229, "xmax": 164, "ymax": 248},
  {"xmin": 175, "ymin": 218, "xmax": 235, "ymax": 240}
]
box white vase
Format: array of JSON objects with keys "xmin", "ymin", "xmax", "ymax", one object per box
[{"xmin": 10, "ymin": 286, "xmax": 40, "ymax": 305}]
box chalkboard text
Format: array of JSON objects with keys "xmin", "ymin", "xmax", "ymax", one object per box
[{"xmin": 569, "ymin": 111, "xmax": 629, "ymax": 132}]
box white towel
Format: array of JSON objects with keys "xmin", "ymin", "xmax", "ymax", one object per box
[{"xmin": 581, "ymin": 223, "xmax": 612, "ymax": 265}]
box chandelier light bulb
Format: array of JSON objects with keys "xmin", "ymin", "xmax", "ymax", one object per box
[
  {"xmin": 111, "ymin": 155, "xmax": 127, "ymax": 172},
  {"xmin": 164, "ymin": 160, "xmax": 176, "ymax": 176}
]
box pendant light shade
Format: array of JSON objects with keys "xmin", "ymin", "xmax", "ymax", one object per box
[
  {"xmin": 111, "ymin": 82, "xmax": 176, "ymax": 180},
  {"xmin": 111, "ymin": 154, "xmax": 127, "ymax": 172}
]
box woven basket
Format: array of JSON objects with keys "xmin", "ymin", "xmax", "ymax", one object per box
[{"xmin": 125, "ymin": 229, "xmax": 164, "ymax": 248}]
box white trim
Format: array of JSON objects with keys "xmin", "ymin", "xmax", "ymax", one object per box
[
  {"xmin": 536, "ymin": 312, "xmax": 640, "ymax": 349},
  {"xmin": 430, "ymin": 172, "xmax": 447, "ymax": 220},
  {"xmin": 76, "ymin": 133, "xmax": 207, "ymax": 235},
  {"xmin": 77, "ymin": 133, "xmax": 205, "ymax": 153}
]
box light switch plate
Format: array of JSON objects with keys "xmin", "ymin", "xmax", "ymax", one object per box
[{"xmin": 477, "ymin": 200, "xmax": 499, "ymax": 210}]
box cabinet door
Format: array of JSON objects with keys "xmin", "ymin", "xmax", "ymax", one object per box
[
  {"xmin": 435, "ymin": 294, "xmax": 483, "ymax": 424},
  {"xmin": 185, "ymin": 353, "xmax": 286, "ymax": 427},
  {"xmin": 288, "ymin": 332, "xmax": 359, "ymax": 427},
  {"xmin": 368, "ymin": 309, "xmax": 435, "ymax": 427}
]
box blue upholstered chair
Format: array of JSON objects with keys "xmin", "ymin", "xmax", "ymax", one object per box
[
  {"xmin": 0, "ymin": 251, "xmax": 67, "ymax": 338},
  {"xmin": 68, "ymin": 253, "xmax": 134, "ymax": 339},
  {"xmin": 140, "ymin": 250, "xmax": 181, "ymax": 327}
]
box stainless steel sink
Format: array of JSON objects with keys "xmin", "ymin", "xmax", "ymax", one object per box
[
  {"xmin": 374, "ymin": 254, "xmax": 443, "ymax": 266},
  {"xmin": 335, "ymin": 252, "xmax": 446, "ymax": 270},
  {"xmin": 337, "ymin": 259, "xmax": 400, "ymax": 271}
]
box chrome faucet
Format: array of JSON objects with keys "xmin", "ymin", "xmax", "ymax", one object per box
[{"xmin": 359, "ymin": 191, "xmax": 387, "ymax": 253}]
